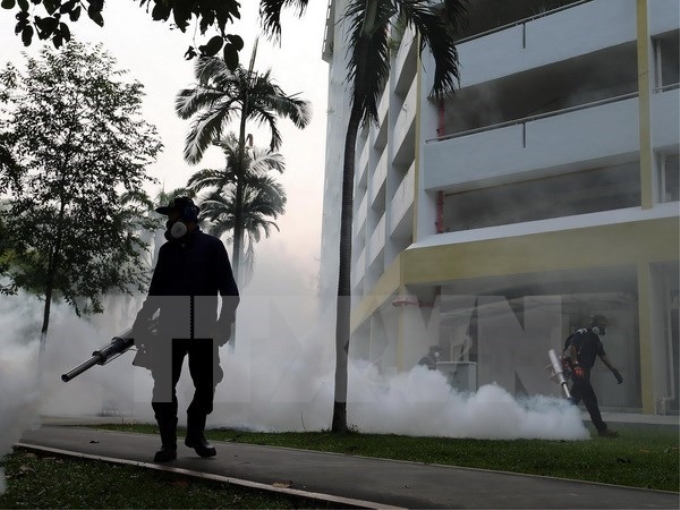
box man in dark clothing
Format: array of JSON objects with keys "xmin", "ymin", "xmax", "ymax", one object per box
[
  {"xmin": 132, "ymin": 196, "xmax": 239, "ymax": 463},
  {"xmin": 564, "ymin": 314, "xmax": 623, "ymax": 438}
]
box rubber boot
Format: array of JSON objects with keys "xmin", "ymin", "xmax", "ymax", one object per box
[
  {"xmin": 154, "ymin": 417, "xmax": 178, "ymax": 462},
  {"xmin": 185, "ymin": 413, "xmax": 216, "ymax": 458}
]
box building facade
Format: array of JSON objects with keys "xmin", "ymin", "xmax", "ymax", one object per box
[{"xmin": 320, "ymin": 0, "xmax": 679, "ymax": 415}]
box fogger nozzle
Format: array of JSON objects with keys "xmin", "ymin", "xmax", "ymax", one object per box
[{"xmin": 61, "ymin": 328, "xmax": 134, "ymax": 383}]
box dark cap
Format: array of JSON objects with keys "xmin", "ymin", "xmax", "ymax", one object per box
[
  {"xmin": 155, "ymin": 196, "xmax": 199, "ymax": 222},
  {"xmin": 155, "ymin": 196, "xmax": 197, "ymax": 215}
]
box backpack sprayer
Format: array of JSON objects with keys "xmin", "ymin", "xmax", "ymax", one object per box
[{"xmin": 546, "ymin": 348, "xmax": 571, "ymax": 399}]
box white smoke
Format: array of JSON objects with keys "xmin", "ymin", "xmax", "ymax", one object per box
[
  {"xmin": 0, "ymin": 285, "xmax": 588, "ymax": 486},
  {"xmin": 0, "ymin": 293, "xmax": 42, "ymax": 470},
  {"xmin": 201, "ymin": 287, "xmax": 587, "ymax": 440}
]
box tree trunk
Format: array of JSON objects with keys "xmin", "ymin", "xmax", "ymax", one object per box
[
  {"xmin": 331, "ymin": 100, "xmax": 363, "ymax": 434},
  {"xmin": 232, "ymin": 99, "xmax": 248, "ymax": 286},
  {"xmin": 40, "ymin": 199, "xmax": 65, "ymax": 358},
  {"xmin": 40, "ymin": 285, "xmax": 53, "ymax": 353}
]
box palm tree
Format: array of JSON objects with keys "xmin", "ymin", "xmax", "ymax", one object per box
[
  {"xmin": 258, "ymin": 0, "xmax": 309, "ymax": 41},
  {"xmin": 176, "ymin": 51, "xmax": 310, "ymax": 281},
  {"xmin": 331, "ymin": 0, "xmax": 468, "ymax": 433},
  {"xmin": 187, "ymin": 134, "xmax": 287, "ymax": 286}
]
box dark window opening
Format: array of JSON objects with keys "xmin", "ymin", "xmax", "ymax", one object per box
[{"xmin": 442, "ymin": 162, "xmax": 641, "ymax": 232}]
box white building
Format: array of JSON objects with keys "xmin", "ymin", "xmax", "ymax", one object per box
[{"xmin": 320, "ymin": 0, "xmax": 679, "ymax": 415}]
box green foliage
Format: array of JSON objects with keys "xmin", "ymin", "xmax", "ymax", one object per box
[
  {"xmin": 176, "ymin": 54, "xmax": 310, "ymax": 281},
  {"xmin": 188, "ymin": 133, "xmax": 287, "ymax": 285},
  {"xmin": 0, "ymin": 41, "xmax": 162, "ymax": 318},
  {"xmin": 176, "ymin": 56, "xmax": 311, "ymax": 164},
  {"xmin": 0, "ymin": 133, "xmax": 20, "ymax": 295},
  {"xmin": 1, "ymin": 0, "xmax": 309, "ymax": 70}
]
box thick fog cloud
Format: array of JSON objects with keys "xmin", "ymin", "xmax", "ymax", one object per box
[{"xmin": 1, "ymin": 279, "xmax": 588, "ymax": 491}]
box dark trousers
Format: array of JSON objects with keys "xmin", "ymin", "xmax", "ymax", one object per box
[
  {"xmin": 569, "ymin": 369, "xmax": 607, "ymax": 432},
  {"xmin": 151, "ymin": 338, "xmax": 223, "ymax": 424}
]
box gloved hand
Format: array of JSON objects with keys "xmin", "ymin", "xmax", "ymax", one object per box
[
  {"xmin": 612, "ymin": 368, "xmax": 623, "ymax": 384},
  {"xmin": 573, "ymin": 365, "xmax": 585, "ymax": 378},
  {"xmin": 130, "ymin": 310, "xmax": 157, "ymax": 369},
  {"xmin": 213, "ymin": 313, "xmax": 235, "ymax": 347}
]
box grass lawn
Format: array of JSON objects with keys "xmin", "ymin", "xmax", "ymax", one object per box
[
  {"xmin": 97, "ymin": 422, "xmax": 679, "ymax": 492},
  {"xmin": 2, "ymin": 421, "xmax": 677, "ymax": 509},
  {"xmin": 0, "ymin": 450, "xmax": 342, "ymax": 509}
]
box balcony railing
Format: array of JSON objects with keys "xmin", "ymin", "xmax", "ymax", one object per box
[
  {"xmin": 655, "ymin": 82, "xmax": 680, "ymax": 94},
  {"xmin": 456, "ymin": 0, "xmax": 591, "ymax": 45},
  {"xmin": 449, "ymin": 0, "xmax": 634, "ymax": 90},
  {"xmin": 368, "ymin": 214, "xmax": 386, "ymax": 266},
  {"xmin": 352, "ymin": 247, "xmax": 365, "ymax": 290},
  {"xmin": 321, "ymin": 0, "xmax": 334, "ymax": 62},
  {"xmin": 427, "ymin": 92, "xmax": 639, "ymax": 145},
  {"xmin": 423, "ymin": 91, "xmax": 643, "ymax": 191},
  {"xmin": 393, "ymin": 77, "xmax": 417, "ymax": 156},
  {"xmin": 390, "ymin": 162, "xmax": 415, "ymax": 235},
  {"xmin": 370, "ymin": 150, "xmax": 388, "ymax": 205}
]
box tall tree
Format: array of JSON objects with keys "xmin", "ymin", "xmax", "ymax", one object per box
[
  {"xmin": 187, "ymin": 133, "xmax": 287, "ymax": 286},
  {"xmin": 0, "ymin": 133, "xmax": 20, "ymax": 295},
  {"xmin": 176, "ymin": 55, "xmax": 309, "ymax": 280},
  {"xmin": 331, "ymin": 0, "xmax": 468, "ymax": 432},
  {"xmin": 0, "ymin": 41, "xmax": 162, "ymax": 350},
  {"xmin": 1, "ymin": 0, "xmax": 309, "ymax": 70}
]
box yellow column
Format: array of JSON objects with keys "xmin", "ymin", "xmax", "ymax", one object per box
[
  {"xmin": 636, "ymin": 0, "xmax": 654, "ymax": 209},
  {"xmin": 637, "ymin": 262, "xmax": 656, "ymax": 414}
]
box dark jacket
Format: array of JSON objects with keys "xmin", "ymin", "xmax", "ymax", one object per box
[
  {"xmin": 564, "ymin": 328, "xmax": 605, "ymax": 370},
  {"xmin": 137, "ymin": 229, "xmax": 239, "ymax": 339}
]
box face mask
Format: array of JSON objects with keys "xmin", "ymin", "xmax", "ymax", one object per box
[
  {"xmin": 592, "ymin": 325, "xmax": 606, "ymax": 336},
  {"xmin": 166, "ymin": 219, "xmax": 188, "ymax": 240}
]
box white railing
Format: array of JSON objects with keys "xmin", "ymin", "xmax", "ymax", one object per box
[
  {"xmin": 352, "ymin": 247, "xmax": 365, "ymax": 289},
  {"xmin": 356, "ymin": 137, "xmax": 369, "ymax": 185},
  {"xmin": 427, "ymin": 92, "xmax": 638, "ymax": 144},
  {"xmin": 371, "ymin": 150, "xmax": 388, "ymax": 204},
  {"xmin": 368, "ymin": 214, "xmax": 386, "ymax": 265},
  {"xmin": 393, "ymin": 77, "xmax": 417, "ymax": 155},
  {"xmin": 655, "ymin": 82, "xmax": 680, "ymax": 94},
  {"xmin": 423, "ymin": 93, "xmax": 640, "ymax": 190},
  {"xmin": 456, "ymin": 0, "xmax": 592, "ymax": 45},
  {"xmin": 390, "ymin": 163, "xmax": 415, "ymax": 234},
  {"xmin": 451, "ymin": 0, "xmax": 634, "ymax": 89},
  {"xmin": 355, "ymin": 191, "xmax": 368, "ymax": 236},
  {"xmin": 393, "ymin": 26, "xmax": 415, "ymax": 88},
  {"xmin": 321, "ymin": 0, "xmax": 335, "ymax": 62}
]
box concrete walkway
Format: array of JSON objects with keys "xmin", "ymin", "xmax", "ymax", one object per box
[{"xmin": 17, "ymin": 425, "xmax": 679, "ymax": 509}]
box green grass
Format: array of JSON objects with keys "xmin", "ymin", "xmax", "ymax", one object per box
[
  {"xmin": 97, "ymin": 422, "xmax": 679, "ymax": 492},
  {"xmin": 3, "ymin": 422, "xmax": 677, "ymax": 509},
  {"xmin": 0, "ymin": 450, "xmax": 342, "ymax": 509}
]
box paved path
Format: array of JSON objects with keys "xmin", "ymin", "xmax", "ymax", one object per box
[{"xmin": 18, "ymin": 425, "xmax": 679, "ymax": 509}]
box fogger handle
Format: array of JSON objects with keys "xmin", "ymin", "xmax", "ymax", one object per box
[{"xmin": 61, "ymin": 354, "xmax": 104, "ymax": 382}]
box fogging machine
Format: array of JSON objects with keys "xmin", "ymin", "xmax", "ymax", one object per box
[
  {"xmin": 545, "ymin": 348, "xmax": 572, "ymax": 399},
  {"xmin": 61, "ymin": 327, "xmax": 135, "ymax": 382}
]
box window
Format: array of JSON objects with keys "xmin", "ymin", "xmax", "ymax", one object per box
[
  {"xmin": 442, "ymin": 162, "xmax": 641, "ymax": 232},
  {"xmin": 659, "ymin": 153, "xmax": 679, "ymax": 203},
  {"xmin": 653, "ymin": 31, "xmax": 680, "ymax": 91}
]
